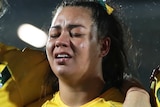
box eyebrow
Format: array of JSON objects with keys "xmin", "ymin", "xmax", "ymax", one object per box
[
  {"xmin": 50, "ymin": 25, "xmax": 61, "ymax": 29},
  {"xmin": 50, "ymin": 24, "xmax": 86, "ymax": 30}
]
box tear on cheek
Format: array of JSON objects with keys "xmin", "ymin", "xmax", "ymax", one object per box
[{"xmin": 80, "ymin": 43, "xmax": 86, "ymax": 48}]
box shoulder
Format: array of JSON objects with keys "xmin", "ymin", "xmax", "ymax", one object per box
[
  {"xmin": 0, "ymin": 43, "xmax": 52, "ymax": 107},
  {"xmin": 100, "ymin": 87, "xmax": 124, "ymax": 105}
]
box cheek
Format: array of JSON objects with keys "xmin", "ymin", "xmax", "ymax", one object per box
[
  {"xmin": 46, "ymin": 40, "xmax": 55, "ymax": 56},
  {"xmin": 78, "ymin": 40, "xmax": 100, "ymax": 57},
  {"xmin": 80, "ymin": 42, "xmax": 86, "ymax": 48},
  {"xmin": 45, "ymin": 43, "xmax": 50, "ymax": 55},
  {"xmin": 78, "ymin": 41, "xmax": 89, "ymax": 54},
  {"xmin": 72, "ymin": 39, "xmax": 87, "ymax": 52}
]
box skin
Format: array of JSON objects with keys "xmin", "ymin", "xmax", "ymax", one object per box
[
  {"xmin": 46, "ymin": 6, "xmax": 110, "ymax": 106},
  {"xmin": 123, "ymin": 87, "xmax": 151, "ymax": 107}
]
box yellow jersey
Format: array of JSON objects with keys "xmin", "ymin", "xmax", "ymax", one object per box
[
  {"xmin": 42, "ymin": 87, "xmax": 124, "ymax": 107},
  {"xmin": 0, "ymin": 43, "xmax": 52, "ymax": 107},
  {"xmin": 150, "ymin": 66, "xmax": 160, "ymax": 107}
]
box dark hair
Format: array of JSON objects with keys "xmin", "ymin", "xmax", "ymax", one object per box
[{"xmin": 44, "ymin": 0, "xmax": 131, "ymax": 94}]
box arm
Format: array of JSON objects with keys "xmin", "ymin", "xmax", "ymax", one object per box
[
  {"xmin": 122, "ymin": 77, "xmax": 151, "ymax": 107},
  {"xmin": 123, "ymin": 87, "xmax": 151, "ymax": 107}
]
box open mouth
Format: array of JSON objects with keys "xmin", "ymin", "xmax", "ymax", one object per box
[
  {"xmin": 55, "ymin": 53, "xmax": 72, "ymax": 59},
  {"xmin": 55, "ymin": 53, "xmax": 72, "ymax": 65}
]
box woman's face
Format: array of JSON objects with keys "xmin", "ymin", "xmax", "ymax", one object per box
[{"xmin": 46, "ymin": 6, "xmax": 110, "ymax": 84}]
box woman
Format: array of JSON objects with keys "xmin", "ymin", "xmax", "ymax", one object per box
[{"xmin": 43, "ymin": 0, "xmax": 150, "ymax": 107}]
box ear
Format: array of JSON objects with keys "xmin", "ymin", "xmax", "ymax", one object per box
[{"xmin": 100, "ymin": 37, "xmax": 110, "ymax": 57}]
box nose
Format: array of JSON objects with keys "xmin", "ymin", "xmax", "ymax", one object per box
[{"xmin": 55, "ymin": 32, "xmax": 70, "ymax": 48}]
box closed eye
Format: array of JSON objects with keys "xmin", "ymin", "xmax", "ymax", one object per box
[
  {"xmin": 49, "ymin": 26, "xmax": 61, "ymax": 38},
  {"xmin": 70, "ymin": 32, "xmax": 83, "ymax": 37},
  {"xmin": 49, "ymin": 33, "xmax": 61, "ymax": 38}
]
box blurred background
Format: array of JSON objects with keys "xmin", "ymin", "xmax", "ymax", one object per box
[{"xmin": 0, "ymin": 0, "xmax": 160, "ymax": 90}]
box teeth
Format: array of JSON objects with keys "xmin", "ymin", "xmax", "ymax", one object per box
[{"xmin": 57, "ymin": 54, "xmax": 69, "ymax": 58}]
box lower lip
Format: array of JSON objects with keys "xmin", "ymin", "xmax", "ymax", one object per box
[{"xmin": 55, "ymin": 58, "xmax": 71, "ymax": 65}]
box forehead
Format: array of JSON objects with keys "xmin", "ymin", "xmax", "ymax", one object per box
[{"xmin": 51, "ymin": 6, "xmax": 93, "ymax": 26}]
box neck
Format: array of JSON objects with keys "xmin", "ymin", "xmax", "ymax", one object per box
[{"xmin": 58, "ymin": 78, "xmax": 105, "ymax": 107}]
